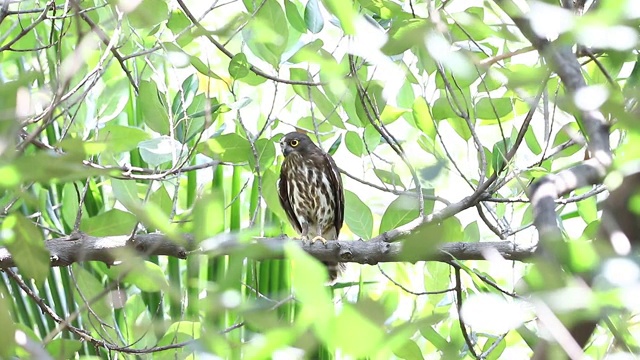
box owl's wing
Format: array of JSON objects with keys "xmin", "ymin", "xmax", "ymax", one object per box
[
  {"xmin": 278, "ymin": 162, "xmax": 302, "ymax": 234},
  {"xmin": 324, "ymin": 152, "xmax": 344, "ymax": 238}
]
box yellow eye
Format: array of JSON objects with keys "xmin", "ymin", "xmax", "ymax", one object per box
[{"xmin": 290, "ymin": 139, "xmax": 299, "ymax": 147}]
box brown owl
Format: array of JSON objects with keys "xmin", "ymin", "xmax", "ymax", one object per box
[{"xmin": 278, "ymin": 132, "xmax": 345, "ymax": 282}]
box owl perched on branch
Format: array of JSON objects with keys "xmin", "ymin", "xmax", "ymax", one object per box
[{"xmin": 278, "ymin": 132, "xmax": 345, "ymax": 283}]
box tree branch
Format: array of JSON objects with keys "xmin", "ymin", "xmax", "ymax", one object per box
[{"xmin": 0, "ymin": 233, "xmax": 536, "ymax": 269}]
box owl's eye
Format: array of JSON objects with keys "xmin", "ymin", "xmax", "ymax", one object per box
[{"xmin": 290, "ymin": 139, "xmax": 299, "ymax": 147}]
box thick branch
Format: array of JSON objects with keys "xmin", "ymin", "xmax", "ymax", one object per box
[{"xmin": 0, "ymin": 233, "xmax": 536, "ymax": 269}]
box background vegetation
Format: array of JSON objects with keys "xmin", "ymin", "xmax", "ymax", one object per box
[{"xmin": 0, "ymin": 0, "xmax": 638, "ymax": 358}]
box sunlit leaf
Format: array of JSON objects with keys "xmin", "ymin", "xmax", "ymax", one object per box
[
  {"xmin": 345, "ymin": 130, "xmax": 364, "ymax": 156},
  {"xmin": 1, "ymin": 214, "xmax": 49, "ymax": 286},
  {"xmin": 46, "ymin": 339, "xmax": 82, "ymax": 359},
  {"xmin": 475, "ymin": 97, "xmax": 513, "ymax": 120},
  {"xmin": 198, "ymin": 133, "xmax": 252, "ymax": 163},
  {"xmin": 393, "ymin": 339, "xmax": 424, "ymax": 360},
  {"xmin": 305, "ymin": 0, "xmax": 324, "ymax": 33},
  {"xmin": 413, "ymin": 96, "xmax": 435, "ymax": 140},
  {"xmin": 321, "ymin": 0, "xmax": 356, "ymax": 34},
  {"xmin": 124, "ymin": 0, "xmax": 169, "ymax": 29},
  {"xmin": 249, "ymin": 138, "xmax": 276, "ymax": 170},
  {"xmin": 374, "ymin": 169, "xmax": 405, "ymax": 189},
  {"xmin": 229, "ymin": 53, "xmax": 250, "ymax": 80},
  {"xmin": 363, "ymin": 124, "xmax": 381, "ymax": 151},
  {"xmin": 109, "ymin": 260, "xmax": 170, "ymax": 292},
  {"xmin": 0, "ymin": 288, "xmax": 15, "ymax": 358},
  {"xmin": 381, "ymin": 18, "xmax": 430, "ymax": 55},
  {"xmin": 138, "ymin": 80, "xmax": 170, "ymax": 135},
  {"xmin": 344, "ymin": 190, "xmax": 373, "ymax": 239},
  {"xmin": 97, "ymin": 124, "xmax": 151, "ymax": 154},
  {"xmin": 284, "ymin": 0, "xmax": 307, "ymax": 33},
  {"xmin": 80, "ymin": 209, "xmax": 137, "ymax": 236},
  {"xmin": 380, "ymin": 105, "xmax": 408, "ymax": 125},
  {"xmin": 379, "ymin": 194, "xmax": 419, "ymax": 233}
]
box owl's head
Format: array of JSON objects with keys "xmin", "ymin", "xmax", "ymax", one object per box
[{"xmin": 279, "ymin": 132, "xmax": 316, "ymax": 156}]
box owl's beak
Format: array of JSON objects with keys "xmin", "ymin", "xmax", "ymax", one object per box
[{"xmin": 280, "ymin": 139, "xmax": 290, "ymax": 156}]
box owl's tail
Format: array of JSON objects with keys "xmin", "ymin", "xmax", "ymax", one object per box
[
  {"xmin": 321, "ymin": 228, "xmax": 344, "ymax": 284},
  {"xmin": 323, "ymin": 262, "xmax": 346, "ymax": 284}
]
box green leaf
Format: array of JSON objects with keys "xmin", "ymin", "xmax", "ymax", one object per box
[
  {"xmin": 380, "ymin": 105, "xmax": 408, "ymax": 125},
  {"xmin": 138, "ymin": 136, "xmax": 183, "ymax": 167},
  {"xmin": 374, "ymin": 169, "xmax": 405, "ymax": 189},
  {"xmin": 482, "ymin": 336, "xmax": 506, "ymax": 360},
  {"xmin": 431, "ymin": 97, "xmax": 457, "ymax": 120},
  {"xmin": 344, "ymin": 190, "xmax": 373, "ymax": 239},
  {"xmin": 475, "ymin": 97, "xmax": 513, "ymax": 120},
  {"xmin": 193, "ymin": 190, "xmax": 225, "ymax": 243},
  {"xmin": 290, "ymin": 68, "xmax": 311, "ymax": 99},
  {"xmin": 97, "ymin": 79, "xmax": 130, "ymax": 122},
  {"xmin": 0, "ymin": 288, "xmax": 16, "ymax": 358},
  {"xmin": 0, "ymin": 143, "xmax": 108, "ymax": 188},
  {"xmin": 310, "ymin": 87, "xmax": 346, "ymax": 129},
  {"xmin": 1, "ymin": 214, "xmax": 49, "ymax": 286},
  {"xmin": 327, "ymin": 304, "xmax": 385, "ymax": 357},
  {"xmin": 345, "ymin": 130, "xmax": 364, "ymax": 156},
  {"xmin": 243, "ymin": 0, "xmax": 289, "ymax": 67},
  {"xmin": 552, "ymin": 123, "xmax": 582, "ymax": 158},
  {"xmin": 72, "ymin": 264, "xmax": 112, "ymax": 318},
  {"xmin": 327, "ymin": 133, "xmax": 342, "ymax": 155},
  {"xmin": 110, "ymin": 260, "xmax": 170, "ymax": 292},
  {"xmin": 381, "ymin": 18, "xmax": 430, "ymax": 55},
  {"xmin": 524, "ymin": 125, "xmax": 542, "ymax": 155},
  {"xmin": 288, "ymin": 39, "xmax": 324, "ymax": 64},
  {"xmin": 305, "ymin": 0, "xmax": 324, "ymax": 33},
  {"xmin": 167, "ymin": 10, "xmax": 190, "ymax": 34},
  {"xmin": 190, "ymin": 56, "xmax": 223, "ymax": 80},
  {"xmin": 285, "ymin": 243, "xmax": 333, "ymax": 313},
  {"xmin": 61, "ymin": 183, "xmax": 80, "ymax": 230},
  {"xmin": 424, "ymin": 261, "xmax": 451, "ymax": 306},
  {"xmin": 393, "ymin": 339, "xmax": 424, "ymax": 360},
  {"xmin": 172, "ymin": 74, "xmax": 199, "ymax": 130},
  {"xmin": 158, "ymin": 321, "xmax": 201, "ymax": 345},
  {"xmin": 111, "ymin": 178, "xmax": 141, "ymax": 211},
  {"xmin": 446, "ymin": 117, "xmax": 472, "ymax": 141},
  {"xmin": 359, "ymin": 0, "xmax": 403, "ymax": 19},
  {"xmin": 575, "ymin": 187, "xmax": 598, "ymax": 223},
  {"xmin": 379, "ymin": 194, "xmax": 420, "ymax": 233},
  {"xmin": 463, "ymin": 221, "xmax": 480, "ymax": 243},
  {"xmin": 413, "ymin": 96, "xmax": 436, "ymax": 140},
  {"xmin": 491, "ymin": 140, "xmax": 510, "ymax": 174},
  {"xmin": 138, "ymin": 80, "xmax": 170, "ymax": 135},
  {"xmin": 126, "ymin": 0, "xmax": 169, "ymax": 28},
  {"xmin": 321, "ymin": 0, "xmax": 356, "ymax": 34},
  {"xmin": 229, "ymin": 53, "xmax": 250, "ymax": 80},
  {"xmin": 400, "ymin": 217, "xmax": 460, "ymax": 262},
  {"xmin": 198, "ymin": 133, "xmax": 252, "ymax": 163},
  {"xmin": 249, "ymin": 138, "xmax": 276, "ymax": 170},
  {"xmin": 150, "ymin": 185, "xmax": 172, "ymax": 217},
  {"xmin": 97, "ymin": 124, "xmax": 151, "ymax": 154},
  {"xmin": 363, "ymin": 125, "xmax": 381, "ymax": 150},
  {"xmin": 80, "ymin": 209, "xmax": 137, "ymax": 236},
  {"xmin": 46, "ymin": 339, "xmax": 82, "ymax": 359},
  {"xmin": 284, "ymin": 0, "xmax": 307, "ymax": 33},
  {"xmin": 420, "ymin": 325, "xmax": 449, "ymax": 351}
]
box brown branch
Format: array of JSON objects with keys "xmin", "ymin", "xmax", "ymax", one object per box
[
  {"xmin": 0, "ymin": 232, "xmax": 536, "ymax": 269},
  {"xmin": 454, "ymin": 265, "xmax": 478, "ymax": 358}
]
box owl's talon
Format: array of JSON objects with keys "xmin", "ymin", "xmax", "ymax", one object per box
[
  {"xmin": 310, "ymin": 236, "xmax": 328, "ymax": 245},
  {"xmin": 301, "ymin": 235, "xmax": 309, "ymax": 245}
]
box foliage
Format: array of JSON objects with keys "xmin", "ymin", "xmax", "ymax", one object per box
[{"xmin": 0, "ymin": 0, "xmax": 639, "ymax": 359}]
